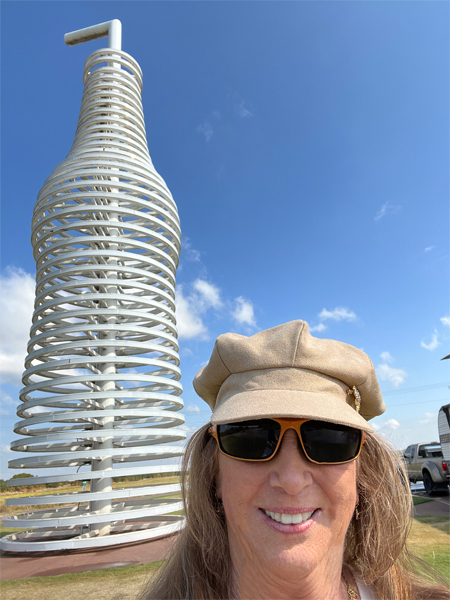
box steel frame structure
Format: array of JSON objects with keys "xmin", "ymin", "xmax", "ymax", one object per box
[{"xmin": 1, "ymin": 20, "xmax": 186, "ymax": 552}]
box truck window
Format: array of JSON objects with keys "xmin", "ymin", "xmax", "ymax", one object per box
[
  {"xmin": 419, "ymin": 444, "xmax": 443, "ymax": 459},
  {"xmin": 404, "ymin": 445, "xmax": 412, "ymax": 459}
]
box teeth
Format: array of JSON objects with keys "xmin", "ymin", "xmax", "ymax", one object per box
[{"xmin": 264, "ymin": 510, "xmax": 314, "ymax": 524}]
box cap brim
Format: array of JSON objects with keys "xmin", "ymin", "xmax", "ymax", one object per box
[{"xmin": 211, "ymin": 389, "xmax": 374, "ymax": 433}]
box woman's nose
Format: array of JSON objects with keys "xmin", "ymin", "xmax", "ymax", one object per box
[{"xmin": 268, "ymin": 429, "xmax": 313, "ymax": 495}]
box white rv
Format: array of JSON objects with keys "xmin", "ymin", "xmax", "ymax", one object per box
[{"xmin": 438, "ymin": 404, "xmax": 450, "ymax": 463}]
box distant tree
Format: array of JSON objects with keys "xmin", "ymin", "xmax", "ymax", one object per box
[
  {"xmin": 11, "ymin": 473, "xmax": 34, "ymax": 479},
  {"xmin": 0, "ymin": 479, "xmax": 7, "ymax": 492}
]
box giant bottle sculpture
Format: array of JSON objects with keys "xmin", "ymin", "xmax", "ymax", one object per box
[{"xmin": 1, "ymin": 20, "xmax": 186, "ymax": 552}]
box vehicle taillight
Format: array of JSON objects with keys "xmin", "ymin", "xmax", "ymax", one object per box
[{"xmin": 442, "ymin": 461, "xmax": 448, "ymax": 471}]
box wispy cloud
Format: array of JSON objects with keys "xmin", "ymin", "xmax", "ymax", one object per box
[
  {"xmin": 377, "ymin": 363, "xmax": 407, "ymax": 387},
  {"xmin": 235, "ymin": 100, "xmax": 253, "ymax": 118},
  {"xmin": 0, "ymin": 391, "xmax": 16, "ymax": 417},
  {"xmin": 181, "ymin": 238, "xmax": 201, "ymax": 263},
  {"xmin": 197, "ymin": 121, "xmax": 214, "ymax": 142},
  {"xmin": 309, "ymin": 323, "xmax": 327, "ymax": 333},
  {"xmin": 0, "ymin": 267, "xmax": 35, "ymax": 386},
  {"xmin": 1, "ymin": 392, "xmax": 16, "ymax": 407},
  {"xmin": 424, "ymin": 246, "xmax": 435, "ymax": 253},
  {"xmin": 380, "ymin": 351, "xmax": 393, "ymax": 363},
  {"xmin": 0, "ymin": 444, "xmax": 12, "ymax": 454},
  {"xmin": 441, "ymin": 316, "xmax": 450, "ymax": 328},
  {"xmin": 186, "ymin": 404, "xmax": 201, "ymax": 414},
  {"xmin": 196, "ymin": 110, "xmax": 221, "ymax": 143},
  {"xmin": 176, "ymin": 279, "xmax": 223, "ymax": 340},
  {"xmin": 193, "ymin": 280, "xmax": 222, "ymax": 310},
  {"xmin": 373, "ymin": 418, "xmax": 400, "ymax": 432},
  {"xmin": 374, "ymin": 202, "xmax": 401, "ymax": 221},
  {"xmin": 419, "ymin": 412, "xmax": 437, "ymax": 425},
  {"xmin": 420, "ymin": 330, "xmax": 440, "ymax": 351},
  {"xmin": 319, "ymin": 307, "xmax": 357, "ymax": 322},
  {"xmin": 232, "ymin": 297, "xmax": 256, "ymax": 327}
]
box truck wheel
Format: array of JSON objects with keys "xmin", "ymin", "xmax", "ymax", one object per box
[{"xmin": 423, "ymin": 471, "xmax": 436, "ymax": 496}]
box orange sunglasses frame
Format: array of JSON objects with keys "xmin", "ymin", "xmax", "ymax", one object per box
[{"xmin": 208, "ymin": 417, "xmax": 366, "ymax": 465}]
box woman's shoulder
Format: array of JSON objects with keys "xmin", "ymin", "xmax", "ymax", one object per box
[{"xmin": 355, "ymin": 578, "xmax": 377, "ymax": 600}]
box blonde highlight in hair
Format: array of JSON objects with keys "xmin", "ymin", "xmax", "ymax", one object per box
[{"xmin": 142, "ymin": 426, "xmax": 449, "ymax": 600}]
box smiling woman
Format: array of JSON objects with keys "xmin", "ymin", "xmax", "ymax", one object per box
[{"xmin": 141, "ymin": 321, "xmax": 450, "ymax": 600}]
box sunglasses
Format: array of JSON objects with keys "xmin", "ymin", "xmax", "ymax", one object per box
[{"xmin": 209, "ymin": 418, "xmax": 365, "ymax": 465}]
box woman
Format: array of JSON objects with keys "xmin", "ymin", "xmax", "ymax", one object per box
[{"xmin": 143, "ymin": 321, "xmax": 449, "ymax": 599}]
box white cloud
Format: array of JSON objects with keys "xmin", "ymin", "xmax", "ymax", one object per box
[
  {"xmin": 0, "ymin": 267, "xmax": 35, "ymax": 386},
  {"xmin": 309, "ymin": 323, "xmax": 327, "ymax": 333},
  {"xmin": 0, "ymin": 444, "xmax": 12, "ymax": 454},
  {"xmin": 27, "ymin": 405, "xmax": 52, "ymax": 414},
  {"xmin": 0, "ymin": 407, "xmax": 10, "ymax": 416},
  {"xmin": 175, "ymin": 286, "xmax": 208, "ymax": 340},
  {"xmin": 424, "ymin": 246, "xmax": 435, "ymax": 252},
  {"xmin": 186, "ymin": 404, "xmax": 201, "ymax": 414},
  {"xmin": 236, "ymin": 100, "xmax": 253, "ymax": 118},
  {"xmin": 371, "ymin": 418, "xmax": 400, "ymax": 433},
  {"xmin": 175, "ymin": 280, "xmax": 223, "ymax": 340},
  {"xmin": 319, "ymin": 307, "xmax": 357, "ymax": 322},
  {"xmin": 440, "ymin": 316, "xmax": 450, "ymax": 328},
  {"xmin": 180, "ymin": 347, "xmax": 193, "ymax": 357},
  {"xmin": 232, "ymin": 297, "xmax": 256, "ymax": 327},
  {"xmin": 1, "ymin": 392, "xmax": 16, "ymax": 406},
  {"xmin": 380, "ymin": 351, "xmax": 393, "ymax": 363},
  {"xmin": 377, "ymin": 363, "xmax": 407, "ymax": 387},
  {"xmin": 419, "ymin": 412, "xmax": 437, "ymax": 425},
  {"xmin": 374, "ymin": 202, "xmax": 401, "ymax": 221},
  {"xmin": 181, "ymin": 238, "xmax": 201, "ymax": 263},
  {"xmin": 193, "ymin": 279, "xmax": 222, "ymax": 309},
  {"xmin": 421, "ymin": 331, "xmax": 441, "ymax": 352},
  {"xmin": 197, "ymin": 121, "xmax": 213, "ymax": 142},
  {"xmin": 196, "ymin": 111, "xmax": 221, "ymax": 143}
]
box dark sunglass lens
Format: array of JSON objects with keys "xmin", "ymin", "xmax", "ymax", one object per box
[
  {"xmin": 300, "ymin": 420, "xmax": 361, "ymax": 463},
  {"xmin": 217, "ymin": 420, "xmax": 281, "ymax": 460}
]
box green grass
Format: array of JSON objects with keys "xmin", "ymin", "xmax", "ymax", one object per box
[
  {"xmin": 412, "ymin": 495, "xmax": 434, "ymax": 505},
  {"xmin": 408, "ymin": 517, "xmax": 450, "ymax": 584},
  {"xmin": 419, "ymin": 549, "xmax": 450, "ymax": 582},
  {"xmin": 0, "ymin": 525, "xmax": 26, "ymax": 539}
]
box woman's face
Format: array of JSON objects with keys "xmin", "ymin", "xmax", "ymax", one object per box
[{"xmin": 216, "ymin": 427, "xmax": 358, "ymax": 579}]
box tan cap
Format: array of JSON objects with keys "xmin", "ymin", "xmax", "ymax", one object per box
[{"xmin": 193, "ymin": 320, "xmax": 386, "ymax": 433}]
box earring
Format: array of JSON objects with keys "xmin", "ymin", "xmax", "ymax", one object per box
[{"xmin": 215, "ymin": 495, "xmax": 225, "ymax": 517}]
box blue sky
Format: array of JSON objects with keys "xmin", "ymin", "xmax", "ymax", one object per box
[{"xmin": 1, "ymin": 1, "xmax": 449, "ymax": 479}]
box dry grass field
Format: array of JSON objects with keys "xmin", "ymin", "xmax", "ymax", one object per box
[
  {"xmin": 0, "ymin": 476, "xmax": 180, "ymax": 515},
  {"xmin": 0, "ymin": 561, "xmax": 162, "ymax": 600}
]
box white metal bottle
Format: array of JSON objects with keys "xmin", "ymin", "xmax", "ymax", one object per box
[{"xmin": 1, "ymin": 20, "xmax": 186, "ymax": 552}]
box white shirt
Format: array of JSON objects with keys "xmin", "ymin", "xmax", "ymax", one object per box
[{"xmin": 356, "ymin": 579, "xmax": 377, "ymax": 600}]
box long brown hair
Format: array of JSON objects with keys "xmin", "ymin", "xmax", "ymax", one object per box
[{"xmin": 142, "ymin": 425, "xmax": 450, "ymax": 600}]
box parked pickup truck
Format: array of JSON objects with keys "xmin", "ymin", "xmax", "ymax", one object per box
[{"xmin": 403, "ymin": 442, "xmax": 449, "ymax": 495}]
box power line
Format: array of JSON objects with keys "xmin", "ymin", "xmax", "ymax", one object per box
[
  {"xmin": 387, "ymin": 398, "xmax": 448, "ymax": 408},
  {"xmin": 382, "ymin": 382, "xmax": 449, "ymax": 396}
]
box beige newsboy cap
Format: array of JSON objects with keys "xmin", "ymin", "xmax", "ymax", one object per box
[{"xmin": 193, "ymin": 320, "xmax": 386, "ymax": 433}]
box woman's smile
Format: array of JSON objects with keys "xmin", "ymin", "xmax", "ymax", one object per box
[{"xmin": 259, "ymin": 506, "xmax": 322, "ymax": 534}]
